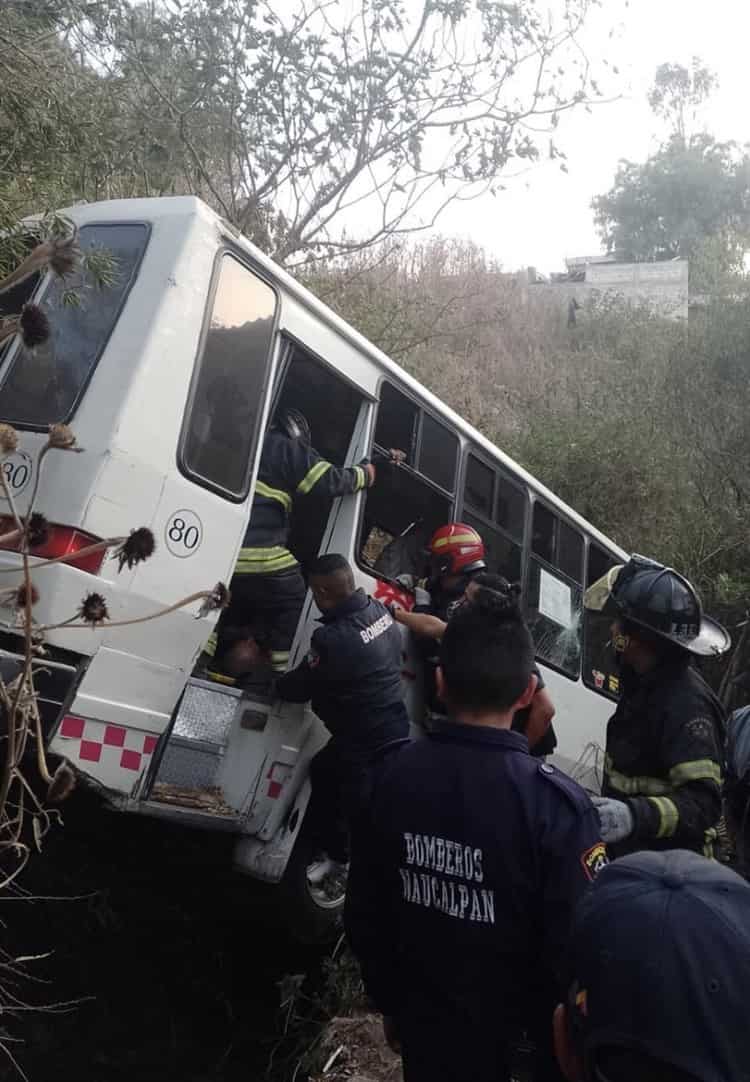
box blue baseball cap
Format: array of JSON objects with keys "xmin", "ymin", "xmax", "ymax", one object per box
[{"xmin": 564, "ymin": 849, "xmax": 750, "ymax": 1082}]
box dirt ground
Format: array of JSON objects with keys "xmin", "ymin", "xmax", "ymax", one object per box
[{"xmin": 311, "ymin": 1014, "xmax": 403, "ymax": 1082}]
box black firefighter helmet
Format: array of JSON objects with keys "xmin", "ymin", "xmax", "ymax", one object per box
[
  {"xmin": 584, "ymin": 554, "xmax": 730, "ymax": 657},
  {"xmin": 274, "ymin": 407, "xmax": 311, "ymax": 443}
]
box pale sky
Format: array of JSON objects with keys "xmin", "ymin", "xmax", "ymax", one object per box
[{"xmin": 431, "ymin": 0, "xmax": 750, "ymax": 274}]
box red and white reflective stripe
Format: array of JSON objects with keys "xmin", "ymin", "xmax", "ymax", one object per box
[{"xmin": 58, "ymin": 715, "xmax": 158, "ymax": 774}]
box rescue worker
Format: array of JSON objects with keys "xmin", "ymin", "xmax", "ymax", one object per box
[
  {"xmin": 209, "ymin": 408, "xmax": 376, "ymax": 678},
  {"xmin": 584, "ymin": 554, "xmax": 730, "ymax": 857},
  {"xmin": 390, "ymin": 572, "xmax": 557, "ymax": 756},
  {"xmin": 277, "ymin": 554, "xmax": 409, "ymax": 884},
  {"xmin": 345, "ymin": 582, "xmax": 606, "ymax": 1082},
  {"xmin": 554, "ymin": 850, "xmax": 750, "ymax": 1082}
]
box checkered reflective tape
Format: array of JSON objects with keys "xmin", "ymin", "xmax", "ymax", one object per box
[{"xmin": 58, "ymin": 715, "xmax": 158, "ymax": 774}]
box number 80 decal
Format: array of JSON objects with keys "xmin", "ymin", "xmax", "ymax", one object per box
[
  {"xmin": 0, "ymin": 452, "xmax": 33, "ymax": 499},
  {"xmin": 165, "ymin": 509, "xmax": 203, "ymax": 558}
]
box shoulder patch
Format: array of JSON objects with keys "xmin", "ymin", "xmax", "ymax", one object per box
[
  {"xmin": 537, "ymin": 761, "xmax": 592, "ymax": 814},
  {"xmin": 685, "ymin": 716, "xmax": 716, "ymax": 743},
  {"xmin": 581, "ymin": 842, "xmax": 608, "ymax": 882}
]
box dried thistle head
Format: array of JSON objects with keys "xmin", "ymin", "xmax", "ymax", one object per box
[
  {"xmin": 49, "ymin": 233, "xmax": 81, "ymax": 278},
  {"xmin": 47, "ymin": 760, "xmax": 76, "ymax": 804},
  {"xmin": 0, "ymin": 424, "xmax": 18, "ymax": 455},
  {"xmin": 197, "ymin": 582, "xmax": 231, "ymax": 618},
  {"xmin": 20, "ymin": 303, "xmax": 50, "ymax": 348},
  {"xmin": 26, "ymin": 512, "xmax": 49, "ymax": 548},
  {"xmin": 114, "ymin": 528, "xmax": 155, "ymax": 572},
  {"xmin": 47, "ymin": 423, "xmax": 77, "ymax": 450},
  {"xmin": 15, "ymin": 582, "xmax": 39, "ymax": 609},
  {"xmin": 78, "ymin": 592, "xmax": 109, "ymax": 625}
]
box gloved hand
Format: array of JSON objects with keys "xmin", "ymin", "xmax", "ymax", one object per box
[
  {"xmin": 363, "ymin": 462, "xmax": 376, "ymax": 487},
  {"xmin": 395, "ymin": 573, "xmax": 415, "ymax": 590},
  {"xmin": 592, "ymin": 796, "xmax": 634, "ymax": 844},
  {"xmin": 414, "ymin": 585, "xmax": 431, "ymax": 608}
]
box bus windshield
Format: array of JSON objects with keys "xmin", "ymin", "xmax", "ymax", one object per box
[{"xmin": 0, "ymin": 223, "xmax": 149, "ymax": 429}]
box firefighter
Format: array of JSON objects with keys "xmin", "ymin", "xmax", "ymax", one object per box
[
  {"xmin": 390, "ymin": 572, "xmax": 557, "ymax": 757},
  {"xmin": 208, "ymin": 408, "xmax": 376, "ymax": 679},
  {"xmin": 345, "ymin": 583, "xmax": 606, "ymax": 1082},
  {"xmin": 584, "ymin": 554, "xmax": 730, "ymax": 857},
  {"xmin": 277, "ymin": 554, "xmax": 409, "ymax": 884}
]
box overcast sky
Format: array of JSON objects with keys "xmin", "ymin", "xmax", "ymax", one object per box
[{"xmin": 432, "ymin": 0, "xmax": 750, "ymax": 274}]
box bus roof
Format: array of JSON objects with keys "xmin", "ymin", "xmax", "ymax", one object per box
[{"xmin": 56, "ymin": 195, "xmax": 628, "ymax": 563}]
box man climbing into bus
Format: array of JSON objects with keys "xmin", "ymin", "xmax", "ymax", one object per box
[
  {"xmin": 584, "ymin": 554, "xmax": 729, "ymax": 857},
  {"xmin": 391, "ymin": 572, "xmax": 557, "ymax": 757},
  {"xmin": 207, "ymin": 408, "xmax": 378, "ymax": 681},
  {"xmin": 346, "ymin": 581, "xmax": 605, "ymax": 1082},
  {"xmin": 276, "ymin": 554, "xmax": 410, "ymax": 885}
]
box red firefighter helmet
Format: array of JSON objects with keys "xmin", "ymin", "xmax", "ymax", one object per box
[{"xmin": 428, "ymin": 522, "xmax": 486, "ymax": 577}]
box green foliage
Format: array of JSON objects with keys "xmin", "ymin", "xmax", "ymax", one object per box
[{"xmin": 648, "ymin": 58, "xmax": 718, "ymax": 142}]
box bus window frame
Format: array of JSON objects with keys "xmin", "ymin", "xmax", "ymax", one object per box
[
  {"xmin": 355, "ymin": 376, "xmax": 458, "ymax": 584},
  {"xmin": 177, "ymin": 245, "xmax": 281, "ymax": 504},
  {"xmin": 457, "ymin": 446, "xmax": 530, "ymax": 587},
  {"xmin": 0, "ymin": 220, "xmax": 152, "ymax": 432},
  {"xmin": 582, "ymin": 537, "xmax": 622, "ymax": 701},
  {"xmin": 525, "ymin": 495, "xmax": 585, "ymax": 681}
]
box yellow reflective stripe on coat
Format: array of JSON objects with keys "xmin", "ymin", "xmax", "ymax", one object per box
[
  {"xmin": 669, "ymin": 759, "xmax": 722, "ymax": 787},
  {"xmin": 297, "ymin": 460, "xmax": 332, "ymax": 495},
  {"xmin": 605, "ymin": 756, "xmax": 672, "ymax": 797},
  {"xmin": 703, "ymin": 826, "xmax": 718, "ymax": 859},
  {"xmin": 648, "ymin": 796, "xmax": 679, "ymax": 838},
  {"xmin": 432, "ymin": 532, "xmax": 479, "ymax": 549},
  {"xmin": 270, "ymin": 651, "xmax": 289, "ymax": 673},
  {"xmin": 353, "ymin": 465, "xmax": 367, "ymax": 491},
  {"xmin": 235, "ymin": 546, "xmax": 298, "ymax": 574},
  {"xmin": 204, "ymin": 632, "xmax": 217, "ymax": 658},
  {"xmin": 255, "ymin": 480, "xmax": 292, "ymax": 512}
]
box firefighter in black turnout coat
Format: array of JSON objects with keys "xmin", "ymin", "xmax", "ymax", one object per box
[
  {"xmin": 211, "ymin": 408, "xmax": 375, "ymax": 677},
  {"xmin": 585, "ymin": 555, "xmax": 729, "ymax": 857},
  {"xmin": 345, "ymin": 584, "xmax": 605, "ymax": 1082},
  {"xmin": 277, "ymin": 554, "xmax": 409, "ymax": 881}
]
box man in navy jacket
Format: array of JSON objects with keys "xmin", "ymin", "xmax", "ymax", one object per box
[
  {"xmin": 277, "ymin": 553, "xmax": 409, "ymax": 880},
  {"xmin": 345, "ymin": 582, "xmax": 605, "ymax": 1082}
]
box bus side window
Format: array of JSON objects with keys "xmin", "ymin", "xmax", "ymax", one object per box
[
  {"xmin": 179, "ymin": 254, "xmax": 277, "ymax": 499},
  {"xmin": 460, "ymin": 452, "xmax": 526, "ymax": 584},
  {"xmin": 583, "ymin": 543, "xmax": 621, "ymax": 698},
  {"xmin": 359, "ymin": 383, "xmax": 455, "ymax": 581},
  {"xmin": 525, "ymin": 502, "xmax": 584, "ymax": 678}
]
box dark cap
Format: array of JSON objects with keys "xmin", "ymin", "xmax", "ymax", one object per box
[{"xmin": 564, "ymin": 849, "xmax": 750, "ymax": 1082}]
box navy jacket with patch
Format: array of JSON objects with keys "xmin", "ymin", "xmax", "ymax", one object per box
[
  {"xmin": 345, "ymin": 721, "xmax": 603, "ymax": 1079},
  {"xmin": 277, "ymin": 590, "xmax": 409, "ymax": 755}
]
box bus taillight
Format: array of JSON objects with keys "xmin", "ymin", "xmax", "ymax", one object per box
[{"xmin": 0, "ymin": 517, "xmax": 106, "ymax": 574}]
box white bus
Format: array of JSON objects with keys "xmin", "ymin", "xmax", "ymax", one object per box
[{"xmin": 0, "ymin": 197, "xmax": 626, "ymax": 939}]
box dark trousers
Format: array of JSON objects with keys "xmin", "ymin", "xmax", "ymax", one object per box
[
  {"xmin": 307, "ymin": 735, "xmax": 407, "ymax": 863},
  {"xmin": 216, "ymin": 568, "xmax": 307, "ymax": 672}
]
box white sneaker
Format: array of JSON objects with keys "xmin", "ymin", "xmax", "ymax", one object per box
[
  {"xmin": 307, "ymin": 857, "xmax": 334, "ymax": 885},
  {"xmin": 307, "ymin": 857, "xmax": 348, "ymax": 886}
]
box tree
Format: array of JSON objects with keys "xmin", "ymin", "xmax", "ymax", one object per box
[
  {"xmin": 46, "ymin": 0, "xmax": 606, "ymax": 265},
  {"xmin": 592, "ymin": 134, "xmax": 750, "ymax": 272},
  {"xmin": 593, "ymin": 59, "xmax": 750, "ymax": 280},
  {"xmin": 648, "ymin": 58, "xmax": 718, "ymax": 144}
]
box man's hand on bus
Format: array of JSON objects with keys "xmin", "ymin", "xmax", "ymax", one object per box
[{"xmin": 388, "ymin": 448, "xmax": 407, "ymax": 466}]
